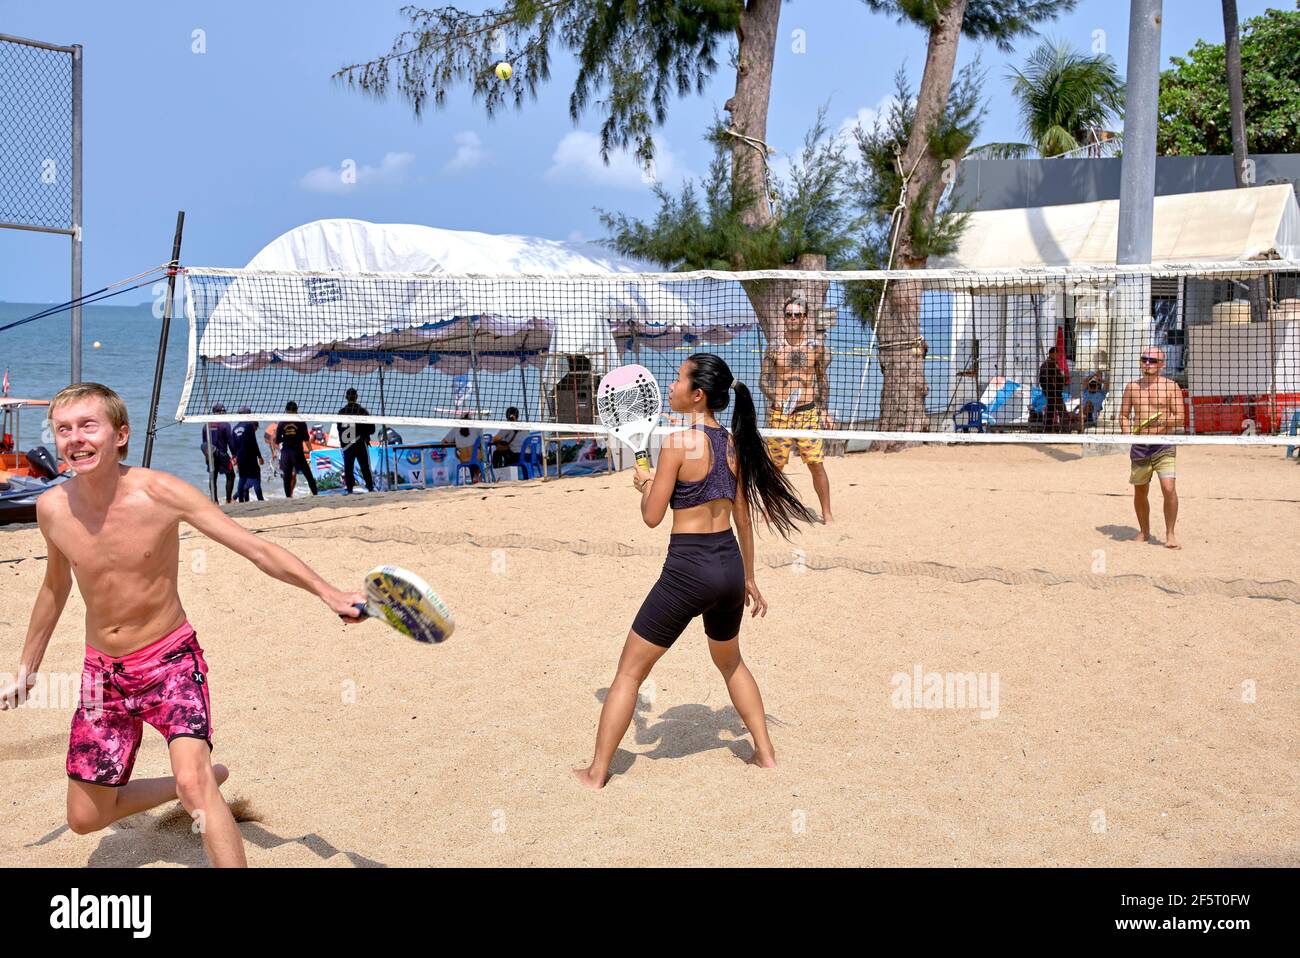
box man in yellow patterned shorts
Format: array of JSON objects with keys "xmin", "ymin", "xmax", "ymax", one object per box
[
  {"xmin": 761, "ymin": 295, "xmax": 833, "ymax": 522},
  {"xmin": 1120, "ymin": 346, "xmax": 1185, "ymax": 549}
]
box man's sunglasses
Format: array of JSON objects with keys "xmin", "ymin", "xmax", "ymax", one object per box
[
  {"xmin": 785, "ymin": 310, "xmax": 805, "ymax": 318},
  {"xmin": 1140, "ymin": 356, "xmax": 1162, "ymax": 365}
]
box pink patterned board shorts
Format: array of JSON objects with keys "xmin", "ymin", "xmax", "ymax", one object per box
[{"xmin": 66, "ymin": 621, "xmax": 212, "ymax": 788}]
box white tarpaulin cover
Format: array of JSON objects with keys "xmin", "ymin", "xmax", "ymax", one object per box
[
  {"xmin": 195, "ymin": 219, "xmax": 755, "ymax": 374},
  {"xmin": 933, "ymin": 184, "xmax": 1300, "ymax": 268}
]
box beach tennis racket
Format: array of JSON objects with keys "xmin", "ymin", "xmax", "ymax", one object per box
[
  {"xmin": 596, "ymin": 364, "xmax": 661, "ymax": 471},
  {"xmin": 1135, "ymin": 411, "xmax": 1164, "ymax": 434},
  {"xmin": 348, "ymin": 565, "xmax": 455, "ymax": 644}
]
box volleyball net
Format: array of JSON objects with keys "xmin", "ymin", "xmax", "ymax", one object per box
[{"xmin": 177, "ymin": 262, "xmax": 1300, "ymax": 447}]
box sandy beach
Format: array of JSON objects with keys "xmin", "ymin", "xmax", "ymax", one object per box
[{"xmin": 1, "ymin": 443, "xmax": 1297, "ymax": 867}]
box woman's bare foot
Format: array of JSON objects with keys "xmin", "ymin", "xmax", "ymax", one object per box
[
  {"xmin": 1135, "ymin": 531, "xmax": 1151, "ymax": 542},
  {"xmin": 747, "ymin": 752, "xmax": 777, "ymax": 769},
  {"xmin": 1165, "ymin": 534, "xmax": 1181, "ymax": 549},
  {"xmin": 572, "ymin": 766, "xmax": 606, "ymax": 790}
]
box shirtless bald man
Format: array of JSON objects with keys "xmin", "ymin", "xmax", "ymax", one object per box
[
  {"xmin": 0, "ymin": 383, "xmax": 364, "ymax": 867},
  {"xmin": 1119, "ymin": 347, "xmax": 1186, "ymax": 549}
]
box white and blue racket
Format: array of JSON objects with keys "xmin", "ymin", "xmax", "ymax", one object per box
[{"xmin": 347, "ymin": 565, "xmax": 455, "ymax": 644}]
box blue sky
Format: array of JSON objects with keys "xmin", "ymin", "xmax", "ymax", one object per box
[{"xmin": 0, "ymin": 0, "xmax": 1278, "ymax": 304}]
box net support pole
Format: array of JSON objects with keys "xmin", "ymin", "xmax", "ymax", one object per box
[
  {"xmin": 142, "ymin": 211, "xmax": 185, "ymax": 468},
  {"xmin": 199, "ymin": 364, "xmax": 217, "ymax": 503},
  {"xmin": 469, "ymin": 316, "xmax": 485, "ymax": 418},
  {"xmin": 377, "ymin": 364, "xmax": 394, "ymax": 490},
  {"xmin": 70, "ymin": 43, "xmax": 83, "ymax": 384},
  {"xmin": 518, "ymin": 331, "xmax": 529, "ymax": 418},
  {"xmin": 1267, "ymin": 275, "xmax": 1278, "ymax": 430}
]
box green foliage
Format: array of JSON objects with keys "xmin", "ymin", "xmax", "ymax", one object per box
[
  {"xmin": 599, "ymin": 108, "xmax": 859, "ymax": 270},
  {"xmin": 335, "ymin": 1, "xmax": 742, "ymax": 168},
  {"xmin": 1158, "ymin": 6, "xmax": 1300, "ymax": 156},
  {"xmin": 861, "ymin": 0, "xmax": 1079, "ymax": 53},
  {"xmin": 983, "ymin": 38, "xmax": 1124, "ymax": 158},
  {"xmin": 853, "ymin": 65, "xmax": 982, "ymax": 267},
  {"xmin": 600, "ymin": 62, "xmax": 983, "ymax": 329},
  {"xmin": 842, "ymin": 65, "xmax": 981, "ymax": 325}
]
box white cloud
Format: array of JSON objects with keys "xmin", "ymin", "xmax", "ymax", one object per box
[
  {"xmin": 835, "ymin": 95, "xmax": 900, "ymax": 146},
  {"xmin": 765, "ymin": 96, "xmax": 898, "ymax": 189},
  {"xmin": 298, "ymin": 151, "xmax": 416, "ymax": 194},
  {"xmin": 444, "ymin": 131, "xmax": 484, "ymax": 173},
  {"xmin": 544, "ymin": 131, "xmax": 689, "ymax": 191}
]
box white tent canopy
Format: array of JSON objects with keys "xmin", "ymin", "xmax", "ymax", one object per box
[
  {"xmin": 194, "ymin": 220, "xmax": 754, "ymax": 378},
  {"xmin": 246, "ymin": 217, "xmax": 664, "ymax": 275},
  {"xmin": 933, "ymin": 184, "xmax": 1300, "ymax": 268}
]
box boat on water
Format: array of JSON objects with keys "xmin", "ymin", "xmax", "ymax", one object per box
[{"xmin": 0, "ymin": 398, "xmax": 72, "ymax": 526}]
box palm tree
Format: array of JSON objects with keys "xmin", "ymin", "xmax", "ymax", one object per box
[{"xmin": 971, "ymin": 38, "xmax": 1124, "ymax": 159}]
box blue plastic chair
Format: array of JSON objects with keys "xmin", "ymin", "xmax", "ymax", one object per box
[
  {"xmin": 953, "ymin": 402, "xmax": 987, "ymax": 433},
  {"xmin": 1286, "ymin": 410, "xmax": 1300, "ymax": 460},
  {"xmin": 455, "ymin": 434, "xmax": 494, "ymax": 485},
  {"xmin": 517, "ymin": 432, "xmax": 544, "ymax": 479}
]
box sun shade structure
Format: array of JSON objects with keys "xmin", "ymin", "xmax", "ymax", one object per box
[
  {"xmin": 191, "ymin": 219, "xmax": 755, "ymax": 378},
  {"xmin": 933, "ymin": 184, "xmax": 1300, "ymax": 269}
]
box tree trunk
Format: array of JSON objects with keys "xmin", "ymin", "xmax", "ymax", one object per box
[
  {"xmin": 724, "ymin": 0, "xmax": 782, "ymax": 234},
  {"xmin": 1222, "ymin": 0, "xmax": 1248, "ymax": 187},
  {"xmin": 873, "ymin": 0, "xmax": 969, "ymax": 450}
]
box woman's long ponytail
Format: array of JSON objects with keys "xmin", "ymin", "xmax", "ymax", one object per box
[{"xmin": 686, "ymin": 353, "xmax": 818, "ymax": 538}]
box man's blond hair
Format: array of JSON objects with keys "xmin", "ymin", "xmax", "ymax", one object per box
[{"xmin": 49, "ymin": 383, "xmax": 130, "ymax": 460}]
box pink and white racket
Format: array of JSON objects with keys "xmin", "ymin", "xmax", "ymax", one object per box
[{"xmin": 596, "ymin": 364, "xmax": 661, "ymax": 471}]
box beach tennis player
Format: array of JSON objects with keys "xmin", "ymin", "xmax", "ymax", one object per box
[
  {"xmin": 0, "ymin": 383, "xmax": 365, "ymax": 867},
  {"xmin": 574, "ymin": 354, "xmax": 817, "ymax": 790},
  {"xmin": 1120, "ymin": 346, "xmax": 1185, "ymax": 549},
  {"xmin": 760, "ymin": 295, "xmax": 834, "ymax": 522}
]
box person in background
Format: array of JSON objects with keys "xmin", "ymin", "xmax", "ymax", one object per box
[
  {"xmin": 1081, "ymin": 373, "xmax": 1108, "ymax": 427},
  {"xmin": 262, "ymin": 423, "xmax": 286, "ymax": 494},
  {"xmin": 490, "ymin": 407, "xmax": 525, "ymax": 469},
  {"xmin": 443, "ymin": 425, "xmax": 483, "ymax": 483},
  {"xmin": 200, "ymin": 404, "xmax": 236, "ymax": 504},
  {"xmin": 231, "ymin": 408, "xmax": 264, "ymax": 502},
  {"xmin": 336, "ymin": 388, "xmax": 376, "ymax": 495},
  {"xmin": 275, "ymin": 401, "xmax": 318, "ymax": 498},
  {"xmin": 1038, "ymin": 346, "xmax": 1068, "ymax": 433}
]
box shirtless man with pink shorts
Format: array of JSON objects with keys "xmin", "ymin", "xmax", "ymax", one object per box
[{"xmin": 0, "ymin": 383, "xmax": 364, "ymax": 867}]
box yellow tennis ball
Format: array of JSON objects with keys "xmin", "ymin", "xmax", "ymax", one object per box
[{"xmin": 495, "ymin": 61, "xmax": 513, "ymax": 81}]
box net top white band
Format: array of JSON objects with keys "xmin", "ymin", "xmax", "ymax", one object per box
[{"xmin": 183, "ymin": 260, "xmax": 1300, "ymax": 284}]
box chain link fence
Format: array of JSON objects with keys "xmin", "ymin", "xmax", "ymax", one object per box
[{"xmin": 0, "ymin": 34, "xmax": 76, "ymax": 232}]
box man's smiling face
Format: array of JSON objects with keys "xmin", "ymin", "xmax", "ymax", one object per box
[{"xmin": 51, "ymin": 396, "xmax": 127, "ymax": 474}]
